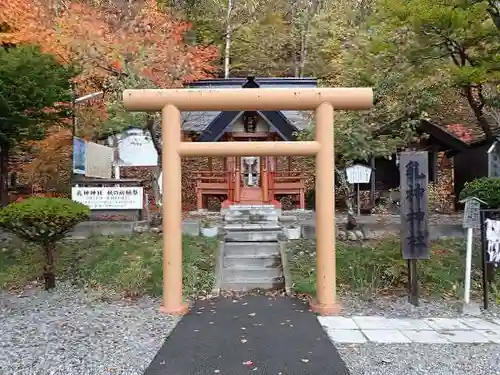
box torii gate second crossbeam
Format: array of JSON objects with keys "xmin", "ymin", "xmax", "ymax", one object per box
[{"xmin": 123, "ymin": 87, "xmax": 373, "ymax": 316}]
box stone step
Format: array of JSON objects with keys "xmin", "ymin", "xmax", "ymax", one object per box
[
  {"xmin": 223, "ymin": 242, "xmax": 280, "ymax": 256},
  {"xmin": 223, "ymin": 254, "xmax": 281, "ymax": 268},
  {"xmin": 225, "ymin": 230, "xmax": 281, "ymax": 242},
  {"xmin": 220, "ymin": 279, "xmax": 285, "ymax": 292},
  {"xmin": 224, "ymin": 223, "xmax": 281, "ymax": 231},
  {"xmin": 222, "ymin": 266, "xmax": 282, "ymax": 280},
  {"xmin": 224, "ymin": 219, "xmax": 276, "ymax": 225},
  {"xmin": 228, "ymin": 204, "xmax": 278, "ymax": 211},
  {"xmin": 224, "ymin": 215, "xmax": 278, "ymax": 223}
]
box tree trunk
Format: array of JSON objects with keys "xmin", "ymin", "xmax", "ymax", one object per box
[
  {"xmin": 43, "ymin": 244, "xmax": 56, "ymax": 290},
  {"xmin": 486, "ymin": 0, "xmax": 500, "ymax": 31},
  {"xmin": 146, "ymin": 115, "xmax": 163, "ymax": 207},
  {"xmin": 0, "ymin": 144, "xmax": 9, "ymax": 207},
  {"xmin": 224, "ymin": 0, "xmax": 234, "ymax": 78},
  {"xmin": 463, "ymin": 86, "xmax": 493, "ymax": 139}
]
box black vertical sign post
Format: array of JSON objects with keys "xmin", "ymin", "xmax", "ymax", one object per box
[
  {"xmin": 479, "ymin": 209, "xmax": 500, "ymax": 309},
  {"xmin": 399, "ymin": 152, "xmax": 430, "ymax": 307}
]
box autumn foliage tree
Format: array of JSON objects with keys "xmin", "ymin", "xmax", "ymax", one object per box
[
  {"xmin": 0, "ymin": 45, "xmax": 76, "ymax": 205},
  {"xmin": 0, "ymin": 0, "xmax": 218, "ymax": 199}
]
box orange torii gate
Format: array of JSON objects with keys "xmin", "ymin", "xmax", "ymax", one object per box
[{"xmin": 123, "ymin": 87, "xmax": 373, "ymax": 316}]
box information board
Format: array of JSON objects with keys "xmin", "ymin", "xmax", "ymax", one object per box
[
  {"xmin": 71, "ymin": 187, "xmax": 143, "ymax": 210},
  {"xmin": 345, "ymin": 164, "xmax": 372, "ymax": 184}
]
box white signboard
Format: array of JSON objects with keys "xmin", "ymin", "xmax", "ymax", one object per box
[
  {"xmin": 345, "ymin": 164, "xmax": 372, "ymax": 184},
  {"xmin": 71, "ymin": 187, "xmax": 143, "ymax": 210},
  {"xmin": 86, "ymin": 142, "xmax": 114, "ymax": 179},
  {"xmin": 110, "ymin": 128, "xmax": 158, "ymax": 167}
]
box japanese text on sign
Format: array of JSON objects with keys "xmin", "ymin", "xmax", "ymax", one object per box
[
  {"xmin": 71, "ymin": 187, "xmax": 143, "ymax": 210},
  {"xmin": 485, "ymin": 218, "xmax": 500, "ymax": 263}
]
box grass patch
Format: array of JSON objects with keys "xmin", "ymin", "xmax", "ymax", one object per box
[
  {"xmin": 286, "ymin": 237, "xmax": 500, "ymax": 302},
  {"xmin": 0, "ymin": 233, "xmax": 219, "ymax": 298}
]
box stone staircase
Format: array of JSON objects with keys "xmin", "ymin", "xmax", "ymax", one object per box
[{"xmin": 219, "ymin": 205, "xmax": 285, "ymax": 291}]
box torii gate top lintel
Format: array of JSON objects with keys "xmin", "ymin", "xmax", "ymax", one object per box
[{"xmin": 122, "ymin": 87, "xmax": 373, "ymax": 112}]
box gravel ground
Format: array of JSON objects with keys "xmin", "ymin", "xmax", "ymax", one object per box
[
  {"xmin": 0, "ymin": 284, "xmax": 179, "ymax": 375},
  {"xmin": 2, "ymin": 284, "xmax": 499, "ymax": 375},
  {"xmin": 336, "ymin": 343, "xmax": 500, "ymax": 375}
]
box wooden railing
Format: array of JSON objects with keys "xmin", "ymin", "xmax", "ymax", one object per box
[
  {"xmin": 273, "ymin": 171, "xmax": 304, "ymax": 186},
  {"xmin": 195, "ymin": 168, "xmax": 306, "ymax": 208},
  {"xmin": 268, "ymin": 171, "xmax": 305, "ymax": 207},
  {"xmin": 196, "ymin": 170, "xmax": 228, "ymax": 183}
]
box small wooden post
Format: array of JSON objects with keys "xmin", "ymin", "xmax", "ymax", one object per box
[
  {"xmin": 235, "ymin": 157, "xmax": 241, "ymax": 202},
  {"xmin": 261, "ymin": 157, "xmax": 269, "ymax": 202}
]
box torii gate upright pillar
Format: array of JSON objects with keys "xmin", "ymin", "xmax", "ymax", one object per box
[
  {"xmin": 123, "ymin": 87, "xmax": 373, "ymax": 316},
  {"xmin": 312, "ymin": 102, "xmax": 337, "ymax": 314}
]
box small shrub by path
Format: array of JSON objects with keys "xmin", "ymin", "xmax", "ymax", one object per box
[
  {"xmin": 286, "ymin": 237, "xmax": 500, "ymax": 303},
  {"xmin": 0, "ymin": 233, "xmax": 219, "ymax": 298}
]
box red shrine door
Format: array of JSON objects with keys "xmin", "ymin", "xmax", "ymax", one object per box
[
  {"xmin": 223, "ymin": 156, "xmax": 277, "ymax": 207},
  {"xmin": 239, "ymin": 156, "xmax": 263, "ymax": 203}
]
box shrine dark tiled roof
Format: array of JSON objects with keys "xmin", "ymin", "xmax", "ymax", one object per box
[{"xmin": 180, "ymin": 77, "xmax": 317, "ymax": 133}]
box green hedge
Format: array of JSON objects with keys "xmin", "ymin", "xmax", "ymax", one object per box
[{"xmin": 459, "ymin": 177, "xmax": 500, "ymax": 208}]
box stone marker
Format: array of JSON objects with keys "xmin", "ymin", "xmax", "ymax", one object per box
[
  {"xmin": 460, "ymin": 302, "xmax": 481, "ymax": 316},
  {"xmin": 301, "ymin": 224, "xmax": 315, "ymax": 239},
  {"xmin": 183, "ymin": 220, "xmax": 200, "ymax": 236}
]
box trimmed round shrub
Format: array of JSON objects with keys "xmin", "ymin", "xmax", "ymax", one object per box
[
  {"xmin": 459, "ymin": 177, "xmax": 500, "ymax": 208},
  {"xmin": 0, "ymin": 197, "xmax": 90, "ymax": 289}
]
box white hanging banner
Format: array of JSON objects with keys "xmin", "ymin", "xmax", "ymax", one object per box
[
  {"xmin": 345, "ymin": 164, "xmax": 372, "ymax": 184},
  {"xmin": 158, "ymin": 172, "xmax": 163, "ymax": 195}
]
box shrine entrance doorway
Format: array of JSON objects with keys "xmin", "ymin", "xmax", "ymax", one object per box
[{"xmin": 123, "ymin": 86, "xmax": 373, "ymax": 316}]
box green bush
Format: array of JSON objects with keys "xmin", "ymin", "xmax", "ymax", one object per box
[
  {"xmin": 459, "ymin": 177, "xmax": 500, "ymax": 208},
  {"xmin": 0, "ymin": 197, "xmax": 90, "ymax": 290}
]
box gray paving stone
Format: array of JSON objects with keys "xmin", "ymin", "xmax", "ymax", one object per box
[
  {"xmin": 361, "ymin": 329, "xmax": 411, "ymax": 343},
  {"xmin": 477, "ymin": 330, "xmax": 500, "ymax": 343},
  {"xmin": 458, "ymin": 317, "xmax": 500, "ymax": 330},
  {"xmin": 317, "ymin": 316, "xmax": 358, "ymax": 330},
  {"xmin": 387, "ymin": 318, "xmax": 433, "ymax": 331},
  {"xmin": 440, "ymin": 330, "xmax": 491, "ymax": 343},
  {"xmin": 352, "ymin": 316, "xmax": 395, "ymax": 330},
  {"xmin": 325, "ymin": 329, "xmax": 367, "ymax": 344},
  {"xmin": 401, "ymin": 330, "xmax": 451, "ymax": 344},
  {"xmin": 423, "ymin": 318, "xmax": 470, "ymax": 331}
]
